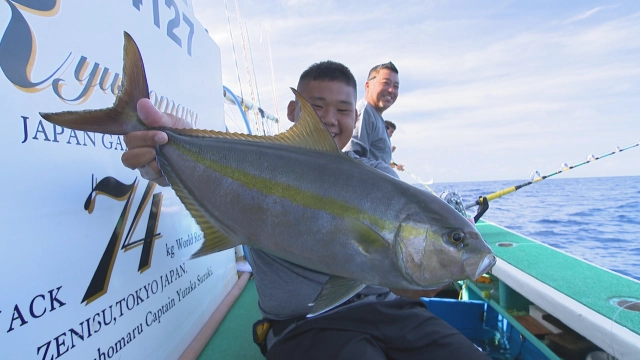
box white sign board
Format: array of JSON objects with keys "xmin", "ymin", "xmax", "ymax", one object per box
[{"xmin": 0, "ymin": 1, "xmax": 237, "ymax": 359}]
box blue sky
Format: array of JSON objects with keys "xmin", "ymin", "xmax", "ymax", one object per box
[{"xmin": 192, "ymin": 0, "xmax": 640, "ymax": 183}]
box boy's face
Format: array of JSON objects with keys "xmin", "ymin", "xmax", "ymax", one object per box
[
  {"xmin": 365, "ymin": 69, "xmax": 399, "ymax": 114},
  {"xmin": 287, "ymin": 80, "xmax": 357, "ymax": 150}
]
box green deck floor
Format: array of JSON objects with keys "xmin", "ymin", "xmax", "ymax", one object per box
[
  {"xmin": 198, "ymin": 278, "xmax": 264, "ymax": 360},
  {"xmin": 476, "ymin": 220, "xmax": 640, "ymax": 336}
]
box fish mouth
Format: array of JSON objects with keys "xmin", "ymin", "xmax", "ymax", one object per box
[{"xmin": 474, "ymin": 254, "xmax": 497, "ymax": 279}]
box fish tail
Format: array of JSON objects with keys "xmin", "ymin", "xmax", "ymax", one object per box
[{"xmin": 39, "ymin": 32, "xmax": 149, "ymax": 135}]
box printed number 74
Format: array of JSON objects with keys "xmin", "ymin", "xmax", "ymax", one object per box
[{"xmin": 81, "ymin": 176, "xmax": 163, "ymax": 305}]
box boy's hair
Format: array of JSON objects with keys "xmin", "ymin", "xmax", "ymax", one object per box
[
  {"xmin": 298, "ymin": 60, "xmax": 357, "ymax": 93},
  {"xmin": 384, "ymin": 120, "xmax": 396, "ymax": 130},
  {"xmin": 367, "ymin": 61, "xmax": 398, "ymax": 81}
]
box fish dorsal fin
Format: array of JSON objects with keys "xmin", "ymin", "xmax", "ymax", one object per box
[
  {"xmin": 308, "ymin": 276, "xmax": 365, "ymax": 317},
  {"xmin": 165, "ymin": 88, "xmax": 340, "ymax": 154},
  {"xmin": 272, "ymin": 88, "xmax": 340, "ymax": 153},
  {"xmin": 155, "ymin": 156, "xmax": 241, "ymax": 259}
]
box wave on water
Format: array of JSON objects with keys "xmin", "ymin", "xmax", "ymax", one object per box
[
  {"xmin": 567, "ymin": 210, "xmax": 595, "ymax": 217},
  {"xmin": 611, "ymin": 201, "xmax": 640, "ymax": 210},
  {"xmin": 614, "ymin": 214, "xmax": 640, "ymax": 224},
  {"xmin": 530, "ymin": 229, "xmax": 561, "ymax": 237},
  {"xmin": 535, "ymin": 218, "xmax": 566, "ymax": 225}
]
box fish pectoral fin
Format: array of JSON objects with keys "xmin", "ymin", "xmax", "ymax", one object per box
[
  {"xmin": 345, "ymin": 217, "xmax": 390, "ymax": 255},
  {"xmin": 307, "ymin": 276, "xmax": 365, "ymax": 317},
  {"xmin": 156, "ymin": 156, "xmax": 241, "ymax": 259}
]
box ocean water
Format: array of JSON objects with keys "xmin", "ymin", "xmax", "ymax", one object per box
[{"xmin": 427, "ymin": 176, "xmax": 640, "ymax": 282}]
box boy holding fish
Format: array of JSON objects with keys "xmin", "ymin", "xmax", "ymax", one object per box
[{"xmin": 121, "ymin": 61, "xmax": 487, "ymax": 359}]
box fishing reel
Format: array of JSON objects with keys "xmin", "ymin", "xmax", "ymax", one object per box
[{"xmin": 439, "ymin": 190, "xmax": 489, "ymax": 224}]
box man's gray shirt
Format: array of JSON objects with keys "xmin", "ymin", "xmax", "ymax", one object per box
[
  {"xmin": 343, "ymin": 99, "xmax": 392, "ymax": 164},
  {"xmin": 248, "ymin": 152, "xmax": 399, "ymax": 320}
]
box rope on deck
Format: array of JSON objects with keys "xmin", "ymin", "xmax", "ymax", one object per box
[{"xmin": 179, "ymin": 271, "xmax": 252, "ymax": 360}]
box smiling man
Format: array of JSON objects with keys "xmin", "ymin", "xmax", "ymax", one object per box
[{"xmin": 343, "ymin": 62, "xmax": 399, "ymax": 165}]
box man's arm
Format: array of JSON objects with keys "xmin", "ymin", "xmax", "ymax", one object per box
[
  {"xmin": 345, "ymin": 152, "xmax": 399, "ymax": 179},
  {"xmin": 390, "ymin": 161, "xmax": 405, "ymax": 172},
  {"xmin": 121, "ymin": 99, "xmax": 191, "ymax": 186},
  {"xmin": 342, "ymin": 104, "xmax": 373, "ymax": 157}
]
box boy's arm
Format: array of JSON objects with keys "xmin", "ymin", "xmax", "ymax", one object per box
[{"xmin": 121, "ymin": 99, "xmax": 192, "ymax": 186}]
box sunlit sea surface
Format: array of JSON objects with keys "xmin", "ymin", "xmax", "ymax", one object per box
[{"xmin": 425, "ymin": 176, "xmax": 640, "ymax": 282}]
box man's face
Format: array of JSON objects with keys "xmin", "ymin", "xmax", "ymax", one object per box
[
  {"xmin": 287, "ymin": 80, "xmax": 357, "ymax": 150},
  {"xmin": 365, "ymin": 69, "xmax": 399, "ymax": 114},
  {"xmin": 386, "ymin": 126, "xmax": 395, "ymax": 138}
]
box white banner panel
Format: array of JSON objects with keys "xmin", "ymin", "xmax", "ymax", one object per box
[{"xmin": 0, "ymin": 1, "xmax": 236, "ymax": 359}]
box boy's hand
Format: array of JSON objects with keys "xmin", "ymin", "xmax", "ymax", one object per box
[{"xmin": 121, "ymin": 99, "xmax": 192, "ymax": 186}]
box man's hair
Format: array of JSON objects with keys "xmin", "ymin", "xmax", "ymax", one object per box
[
  {"xmin": 298, "ymin": 60, "xmax": 357, "ymax": 93},
  {"xmin": 367, "ymin": 61, "xmax": 398, "ymax": 81},
  {"xmin": 384, "ymin": 120, "xmax": 396, "ymax": 130}
]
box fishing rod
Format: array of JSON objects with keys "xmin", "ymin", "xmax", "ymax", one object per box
[
  {"xmin": 391, "ymin": 160, "xmax": 482, "ymax": 222},
  {"xmin": 391, "ymin": 161, "xmax": 435, "ymax": 193},
  {"xmin": 465, "ymin": 141, "xmax": 640, "ymax": 210}
]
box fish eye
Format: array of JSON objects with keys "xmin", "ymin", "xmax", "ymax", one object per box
[{"xmin": 449, "ymin": 231, "xmax": 464, "ymax": 244}]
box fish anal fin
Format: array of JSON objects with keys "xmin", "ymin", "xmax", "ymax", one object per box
[
  {"xmin": 156, "ymin": 156, "xmax": 240, "ymax": 259},
  {"xmin": 308, "ymin": 276, "xmax": 365, "ymax": 317},
  {"xmin": 190, "ymin": 223, "xmax": 239, "ymax": 259},
  {"xmin": 39, "ymin": 31, "xmax": 148, "ymax": 135},
  {"xmin": 345, "ymin": 217, "xmax": 390, "ymax": 255}
]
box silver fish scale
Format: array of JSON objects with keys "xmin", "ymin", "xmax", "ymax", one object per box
[{"xmin": 157, "ymin": 131, "xmax": 490, "ymax": 290}]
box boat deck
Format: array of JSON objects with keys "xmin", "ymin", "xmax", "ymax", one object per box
[
  {"xmin": 197, "ymin": 222, "xmax": 640, "ymax": 359},
  {"xmin": 476, "ymin": 220, "xmax": 640, "ymax": 358},
  {"xmin": 197, "ymin": 278, "xmax": 264, "ymax": 360}
]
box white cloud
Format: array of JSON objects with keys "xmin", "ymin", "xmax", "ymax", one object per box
[
  {"xmin": 563, "ymin": 6, "xmax": 614, "ymax": 24},
  {"xmin": 191, "ymin": 0, "xmax": 640, "ymax": 182}
]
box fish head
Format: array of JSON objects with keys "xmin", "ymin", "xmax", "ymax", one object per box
[{"xmin": 394, "ymin": 209, "xmax": 496, "ymax": 288}]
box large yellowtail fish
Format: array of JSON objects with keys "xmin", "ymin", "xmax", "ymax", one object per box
[{"xmin": 41, "ymin": 33, "xmax": 496, "ymax": 316}]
